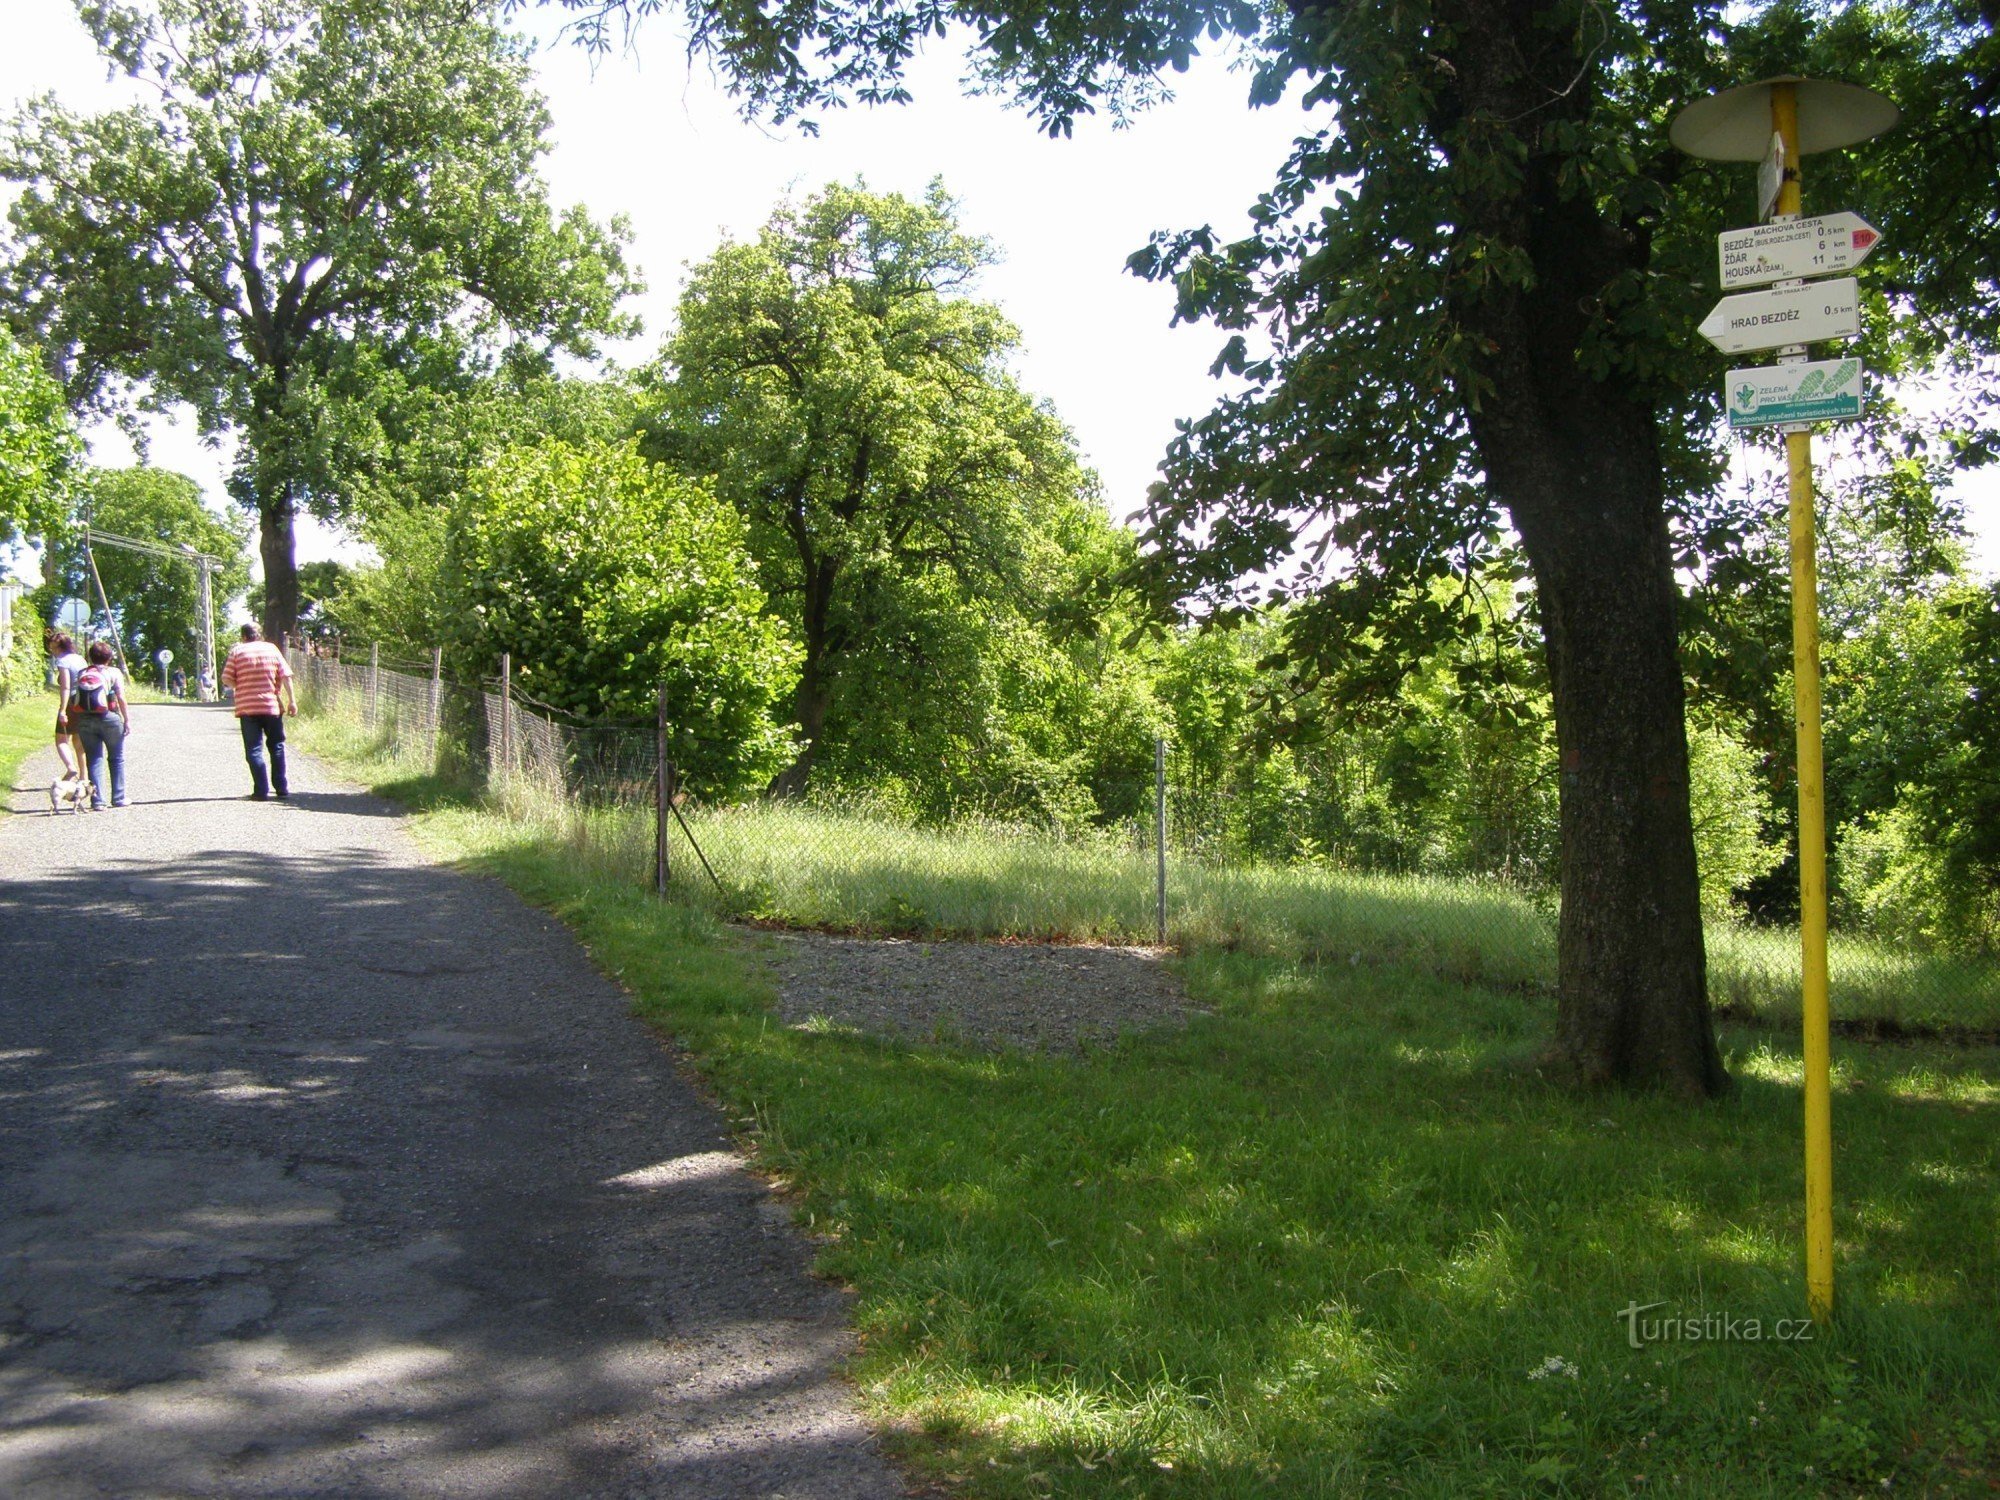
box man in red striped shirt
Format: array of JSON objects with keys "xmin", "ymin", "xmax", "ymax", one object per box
[{"xmin": 220, "ymin": 623, "xmax": 298, "ymax": 800}]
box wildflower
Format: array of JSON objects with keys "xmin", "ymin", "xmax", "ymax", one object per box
[{"xmin": 1527, "ymin": 1356, "xmax": 1579, "ymax": 1381}]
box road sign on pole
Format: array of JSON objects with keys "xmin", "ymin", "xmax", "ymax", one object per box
[
  {"xmin": 1698, "ymin": 277, "xmax": 1859, "ymax": 354},
  {"xmin": 1725, "ymin": 358, "xmax": 1864, "ymax": 428},
  {"xmin": 1720, "ymin": 213, "xmax": 1882, "ymax": 289},
  {"xmin": 1674, "ymin": 72, "xmax": 1899, "ymax": 1331}
]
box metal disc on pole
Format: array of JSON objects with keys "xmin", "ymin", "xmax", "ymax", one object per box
[{"xmin": 1670, "ymin": 75, "xmax": 1899, "ymax": 160}]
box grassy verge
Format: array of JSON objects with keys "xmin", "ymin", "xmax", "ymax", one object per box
[
  {"xmin": 299, "ymin": 711, "xmax": 2000, "ymax": 1498},
  {"xmin": 0, "ymin": 691, "xmax": 60, "ymax": 808}
]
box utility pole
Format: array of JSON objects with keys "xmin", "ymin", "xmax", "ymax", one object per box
[{"xmin": 80, "ymin": 528, "xmax": 226, "ymax": 693}]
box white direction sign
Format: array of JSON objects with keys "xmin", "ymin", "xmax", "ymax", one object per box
[
  {"xmin": 1719, "ymin": 213, "xmax": 1882, "ymax": 289},
  {"xmin": 1698, "ymin": 278, "xmax": 1860, "ymax": 355},
  {"xmin": 1725, "ymin": 358, "xmax": 1864, "ymax": 429}
]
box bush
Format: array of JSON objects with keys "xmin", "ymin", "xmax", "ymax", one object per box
[{"xmin": 0, "ymin": 618, "xmax": 48, "ymax": 707}]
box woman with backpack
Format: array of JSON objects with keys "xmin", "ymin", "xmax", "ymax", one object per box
[{"xmin": 64, "ymin": 640, "xmax": 133, "ymax": 810}]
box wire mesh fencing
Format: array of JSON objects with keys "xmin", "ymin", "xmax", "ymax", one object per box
[{"xmin": 287, "ymin": 647, "xmax": 2000, "ymax": 1040}]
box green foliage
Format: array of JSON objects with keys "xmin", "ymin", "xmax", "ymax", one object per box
[
  {"xmin": 34, "ymin": 467, "xmax": 250, "ymax": 669},
  {"xmin": 446, "ymin": 436, "xmax": 801, "ymax": 796},
  {"xmin": 0, "ymin": 327, "xmax": 79, "ymax": 547},
  {"xmin": 1830, "ymin": 581, "xmax": 2000, "ymax": 952},
  {"xmin": 0, "ymin": 604, "xmax": 48, "ymax": 707},
  {"xmin": 248, "ymin": 562, "xmax": 354, "ymax": 644},
  {"xmin": 1686, "ymin": 722, "xmax": 1786, "ymax": 917},
  {"xmin": 647, "ymin": 180, "xmax": 1133, "ymax": 812},
  {"xmin": 2, "ymin": 0, "xmax": 637, "ymax": 634},
  {"xmin": 327, "ymin": 369, "xmax": 644, "ymax": 661}
]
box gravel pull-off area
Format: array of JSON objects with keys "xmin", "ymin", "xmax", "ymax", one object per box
[
  {"xmin": 0, "ymin": 702, "xmax": 906, "ymax": 1499},
  {"xmin": 747, "ymin": 930, "xmax": 1203, "ymax": 1052}
]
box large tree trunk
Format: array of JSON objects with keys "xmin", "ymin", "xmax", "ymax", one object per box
[
  {"xmin": 258, "ymin": 491, "xmax": 300, "ymax": 645},
  {"xmin": 767, "ymin": 660, "xmax": 830, "ymax": 798},
  {"xmin": 767, "ymin": 555, "xmax": 840, "ymax": 798},
  {"xmin": 1442, "ymin": 0, "xmax": 1729, "ymax": 1095},
  {"xmin": 1498, "ymin": 424, "xmax": 1730, "ymax": 1096}
]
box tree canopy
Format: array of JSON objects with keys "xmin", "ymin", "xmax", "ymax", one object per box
[
  {"xmin": 446, "ymin": 437, "xmax": 802, "ymax": 796},
  {"xmin": 2, "ymin": 0, "xmax": 639, "ymax": 640},
  {"xmin": 645, "ymin": 181, "xmax": 1121, "ymax": 804}
]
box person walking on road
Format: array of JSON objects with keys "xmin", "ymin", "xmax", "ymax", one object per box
[
  {"xmin": 65, "ymin": 640, "xmax": 134, "ymax": 810},
  {"xmin": 47, "ymin": 631, "xmax": 85, "ymax": 779},
  {"xmin": 221, "ymin": 623, "xmax": 297, "ymax": 800}
]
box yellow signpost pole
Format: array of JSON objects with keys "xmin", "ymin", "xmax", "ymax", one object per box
[
  {"xmin": 1769, "ymin": 79, "xmax": 1836, "ymax": 1326},
  {"xmin": 1674, "ymin": 73, "xmax": 1897, "ymax": 1326}
]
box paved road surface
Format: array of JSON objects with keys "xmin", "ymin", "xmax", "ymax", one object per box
[{"xmin": 0, "ymin": 701, "xmax": 906, "ymax": 1499}]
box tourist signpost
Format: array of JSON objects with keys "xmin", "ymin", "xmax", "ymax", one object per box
[
  {"xmin": 1672, "ymin": 75, "xmax": 1898, "ymax": 1327},
  {"xmin": 1698, "ymin": 277, "xmax": 1861, "ymax": 354},
  {"xmin": 1719, "ymin": 212, "xmax": 1882, "ymax": 289}
]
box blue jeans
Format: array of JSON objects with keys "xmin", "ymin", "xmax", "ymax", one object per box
[
  {"xmin": 238, "ymin": 714, "xmax": 289, "ymax": 797},
  {"xmin": 74, "ymin": 712, "xmax": 127, "ymax": 808}
]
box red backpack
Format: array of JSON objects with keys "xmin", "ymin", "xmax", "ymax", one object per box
[{"xmin": 68, "ymin": 665, "xmax": 114, "ymax": 716}]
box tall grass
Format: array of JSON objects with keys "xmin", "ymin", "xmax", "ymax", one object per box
[{"xmin": 297, "ymin": 696, "xmax": 2000, "ymax": 1035}]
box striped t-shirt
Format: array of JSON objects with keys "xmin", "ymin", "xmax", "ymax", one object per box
[{"xmin": 222, "ymin": 641, "xmax": 292, "ymax": 717}]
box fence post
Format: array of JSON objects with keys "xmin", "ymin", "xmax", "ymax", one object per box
[
  {"xmin": 368, "ymin": 641, "xmax": 380, "ymax": 727},
  {"xmin": 1155, "ymin": 736, "xmax": 1168, "ymax": 948},
  {"xmin": 655, "ymin": 681, "xmax": 671, "ymax": 895},
  {"xmin": 428, "ymin": 645, "xmax": 443, "ymax": 759},
  {"xmin": 499, "ymin": 652, "xmax": 512, "ymax": 780}
]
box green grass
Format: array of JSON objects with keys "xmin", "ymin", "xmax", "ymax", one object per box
[
  {"xmin": 0, "ymin": 690, "xmax": 59, "ymax": 806},
  {"xmin": 298, "ymin": 707, "xmax": 2000, "ymax": 1498}
]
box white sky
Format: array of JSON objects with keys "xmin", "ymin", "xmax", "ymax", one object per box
[{"xmin": 4, "ymin": 0, "xmax": 1996, "ymax": 581}]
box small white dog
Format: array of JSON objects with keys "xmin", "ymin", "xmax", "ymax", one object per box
[{"xmin": 49, "ymin": 772, "xmax": 91, "ymax": 814}]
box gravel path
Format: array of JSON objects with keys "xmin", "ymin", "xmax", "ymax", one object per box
[
  {"xmin": 0, "ymin": 702, "xmax": 906, "ymax": 1499},
  {"xmin": 746, "ymin": 930, "xmax": 1201, "ymax": 1052}
]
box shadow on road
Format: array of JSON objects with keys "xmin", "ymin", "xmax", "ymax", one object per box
[{"xmin": 0, "ymin": 846, "xmax": 896, "ymax": 1498}]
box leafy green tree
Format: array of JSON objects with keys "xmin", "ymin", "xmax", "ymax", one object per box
[
  {"xmin": 0, "ymin": 327, "xmax": 80, "ymax": 547},
  {"xmin": 2, "ymin": 0, "xmax": 637, "ymax": 643},
  {"xmin": 646, "ymin": 181, "xmax": 1110, "ymax": 800},
  {"xmin": 37, "ymin": 467, "xmax": 250, "ymax": 668},
  {"xmin": 446, "ymin": 437, "xmax": 801, "ymax": 795},
  {"xmin": 248, "ymin": 562, "xmax": 353, "ymax": 644},
  {"xmin": 331, "ymin": 368, "xmax": 644, "ymax": 661}
]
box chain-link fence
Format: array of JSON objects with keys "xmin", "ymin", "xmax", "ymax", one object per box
[{"xmin": 289, "ymin": 648, "xmax": 2000, "ymax": 1039}]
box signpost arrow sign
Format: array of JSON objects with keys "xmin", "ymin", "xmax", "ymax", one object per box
[
  {"xmin": 1698, "ymin": 277, "xmax": 1860, "ymax": 355},
  {"xmin": 1719, "ymin": 212, "xmax": 1883, "ymax": 289},
  {"xmin": 1725, "ymin": 358, "xmax": 1865, "ymax": 429}
]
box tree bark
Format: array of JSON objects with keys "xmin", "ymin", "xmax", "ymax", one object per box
[
  {"xmin": 258, "ymin": 491, "xmax": 300, "ymax": 646},
  {"xmin": 767, "ymin": 554, "xmax": 840, "ymax": 798},
  {"xmin": 767, "ymin": 659, "xmax": 831, "ymax": 798},
  {"xmin": 1439, "ymin": 0, "xmax": 1729, "ymax": 1095}
]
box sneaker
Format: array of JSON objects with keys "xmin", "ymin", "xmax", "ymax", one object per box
[{"xmin": 248, "ymin": 792, "xmax": 270, "ymax": 801}]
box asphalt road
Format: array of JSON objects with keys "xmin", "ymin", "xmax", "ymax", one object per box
[{"xmin": 0, "ymin": 701, "xmax": 907, "ymax": 1499}]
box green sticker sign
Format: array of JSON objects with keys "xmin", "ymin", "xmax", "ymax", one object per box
[{"xmin": 1725, "ymin": 358, "xmax": 1864, "ymax": 429}]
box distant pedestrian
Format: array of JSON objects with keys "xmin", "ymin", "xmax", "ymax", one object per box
[
  {"xmin": 170, "ymin": 666, "xmax": 187, "ymax": 698},
  {"xmin": 198, "ymin": 662, "xmax": 217, "ymax": 701},
  {"xmin": 221, "ymin": 623, "xmax": 297, "ymax": 800},
  {"xmin": 66, "ymin": 640, "xmax": 133, "ymax": 810},
  {"xmin": 46, "ymin": 631, "xmax": 85, "ymax": 779}
]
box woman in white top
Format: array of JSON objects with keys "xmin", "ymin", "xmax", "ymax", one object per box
[
  {"xmin": 48, "ymin": 632, "xmax": 85, "ymax": 778},
  {"xmin": 64, "ymin": 640, "xmax": 134, "ymax": 810}
]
